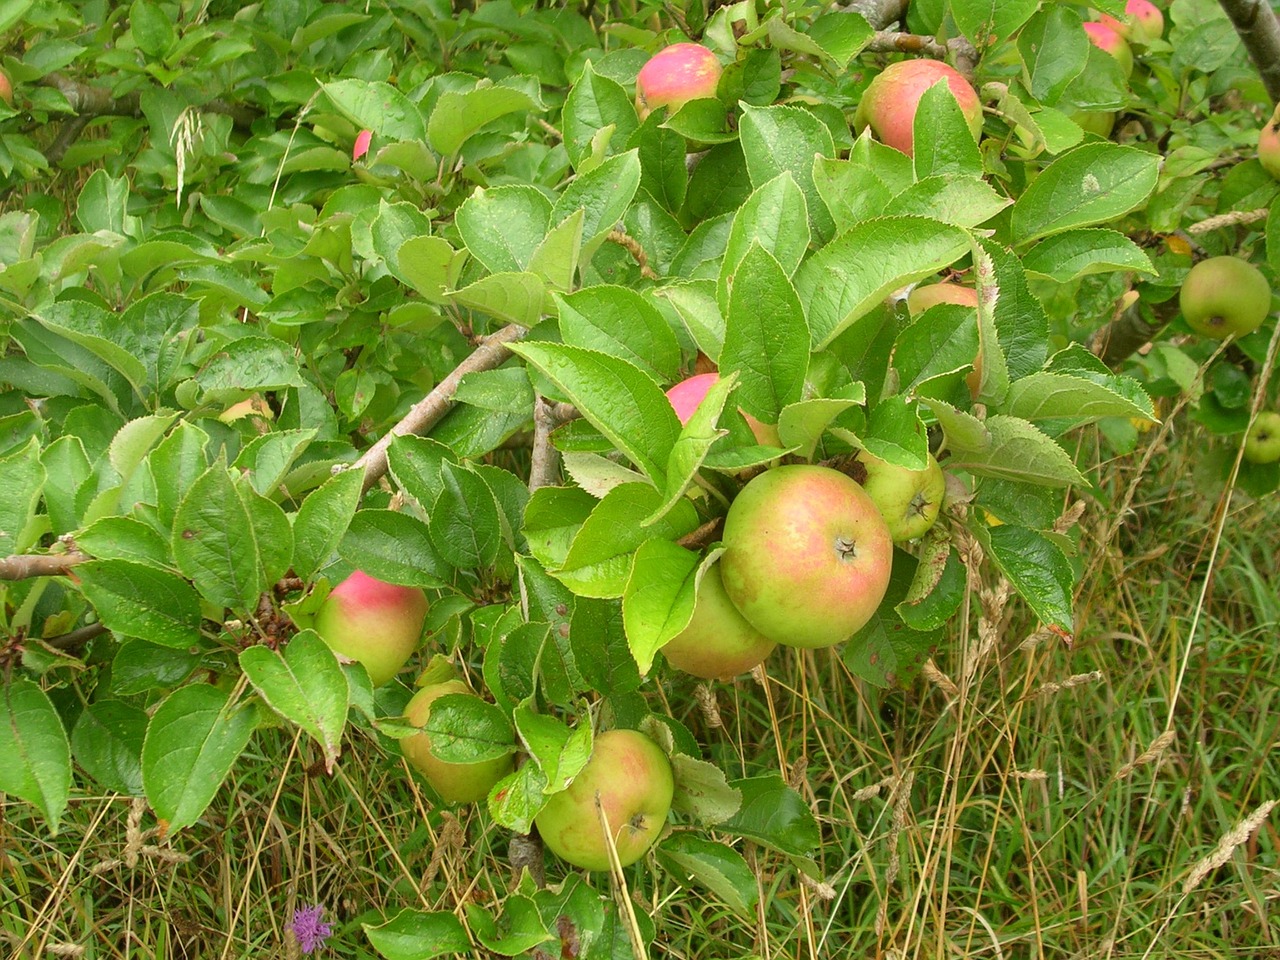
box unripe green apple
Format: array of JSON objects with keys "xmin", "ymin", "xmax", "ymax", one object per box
[
  {"xmin": 665, "ymin": 371, "xmax": 779, "ymax": 446},
  {"xmin": 1100, "ymin": 0, "xmax": 1164, "ymax": 44},
  {"xmin": 402, "ymin": 680, "xmax": 515, "ymax": 804},
  {"xmin": 313, "ymin": 571, "xmax": 429, "ymax": 686},
  {"xmin": 854, "ymin": 450, "xmax": 946, "ymax": 542},
  {"xmin": 1179, "ymin": 256, "xmax": 1272, "ymax": 339},
  {"xmin": 534, "ymin": 729, "xmax": 674, "ymax": 871},
  {"xmin": 1243, "ymin": 411, "xmax": 1280, "ymax": 465},
  {"xmin": 720, "ymin": 465, "xmax": 893, "ymax": 649},
  {"xmin": 661, "ymin": 562, "xmax": 776, "ymax": 680},
  {"xmin": 906, "ymin": 282, "xmax": 978, "ymax": 316},
  {"xmin": 853, "ymin": 59, "xmax": 983, "ymax": 156},
  {"xmin": 635, "ymin": 43, "xmax": 722, "ymax": 120},
  {"xmin": 1260, "ymin": 104, "xmax": 1280, "ymax": 181},
  {"xmin": 1083, "ymin": 21, "xmax": 1134, "ymax": 77}
]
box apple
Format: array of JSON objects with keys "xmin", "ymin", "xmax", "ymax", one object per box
[
  {"xmin": 906, "ymin": 282, "xmax": 978, "ymax": 316},
  {"xmin": 1243, "ymin": 411, "xmax": 1280, "ymax": 465},
  {"xmin": 313, "ymin": 570, "xmax": 429, "ymax": 686},
  {"xmin": 635, "ymin": 43, "xmax": 722, "ymax": 120},
  {"xmin": 1100, "ymin": 0, "xmax": 1164, "ymax": 44},
  {"xmin": 1083, "ymin": 21, "xmax": 1134, "ymax": 77},
  {"xmin": 401, "ymin": 680, "xmax": 515, "ymax": 804},
  {"xmin": 853, "ymin": 450, "xmax": 946, "ymax": 542},
  {"xmin": 1179, "ymin": 256, "xmax": 1272, "ymax": 339},
  {"xmin": 534, "ymin": 728, "xmax": 674, "ymax": 871},
  {"xmin": 1260, "ymin": 104, "xmax": 1280, "ymax": 181},
  {"xmin": 854, "ymin": 59, "xmax": 983, "ymax": 156},
  {"xmin": 0, "ymin": 71, "xmax": 12, "ymax": 108},
  {"xmin": 1074, "ymin": 110, "xmax": 1118, "ymax": 138},
  {"xmin": 666, "ymin": 371, "xmax": 780, "ymax": 446},
  {"xmin": 661, "ymin": 562, "xmax": 776, "ymax": 680},
  {"xmin": 719, "ymin": 465, "xmax": 893, "ymax": 649}
]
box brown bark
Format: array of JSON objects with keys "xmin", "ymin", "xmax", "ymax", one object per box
[{"xmin": 0, "ymin": 551, "xmax": 88, "ymax": 580}]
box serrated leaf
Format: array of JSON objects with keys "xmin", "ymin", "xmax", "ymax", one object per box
[
  {"xmin": 884, "ymin": 175, "xmax": 1011, "ymax": 228},
  {"xmin": 428, "ymin": 82, "xmax": 542, "ymax": 156},
  {"xmin": 555, "ymin": 285, "xmax": 682, "ymax": 384},
  {"xmin": 323, "ymin": 79, "xmax": 427, "ymax": 141},
  {"xmin": 737, "ymin": 102, "xmax": 836, "ymax": 242},
  {"xmin": 622, "ymin": 538, "xmax": 699, "ymax": 674},
  {"xmin": 657, "ymin": 835, "xmax": 758, "ymax": 918},
  {"xmin": 363, "ymin": 909, "xmax": 471, "ymax": 960},
  {"xmin": 71, "ymin": 699, "xmax": 147, "ymax": 795},
  {"xmin": 456, "ymin": 185, "xmax": 552, "ymax": 275},
  {"xmin": 670, "ymin": 752, "xmax": 742, "ymax": 825},
  {"xmin": 419, "ymin": 693, "xmax": 516, "ymax": 764},
  {"xmin": 796, "ymin": 216, "xmax": 970, "ymax": 349},
  {"xmin": 339, "ymin": 509, "xmax": 450, "ymax": 588},
  {"xmin": 0, "ymin": 437, "xmax": 45, "ymax": 555},
  {"xmin": 551, "ymin": 149, "xmax": 642, "ymax": 247},
  {"xmin": 561, "ymin": 63, "xmax": 638, "ymax": 170},
  {"xmin": 429, "ymin": 462, "xmax": 503, "ymax": 571},
  {"xmin": 1005, "ymin": 371, "xmax": 1155, "ymax": 425},
  {"xmin": 719, "ymin": 773, "xmax": 820, "ymax": 856},
  {"xmin": 1021, "ymin": 228, "xmax": 1157, "ymax": 282},
  {"xmin": 447, "ymin": 271, "xmax": 549, "ymax": 326},
  {"xmin": 291, "ymin": 468, "xmax": 364, "ymax": 580},
  {"xmin": 844, "ymin": 548, "xmax": 942, "ymax": 687},
  {"xmin": 240, "ymin": 630, "xmax": 349, "ymax": 773},
  {"xmin": 141, "ymin": 684, "xmax": 257, "ymax": 834},
  {"xmin": 982, "ymin": 524, "xmax": 1074, "ymax": 632},
  {"xmin": 939, "ymin": 412, "xmax": 1089, "ymax": 487},
  {"xmin": 719, "ymin": 172, "xmax": 811, "ymax": 313},
  {"xmin": 510, "ymin": 341, "xmax": 680, "ymax": 487},
  {"xmin": 0, "ymin": 679, "xmax": 72, "ymax": 834},
  {"xmin": 76, "ymin": 559, "xmax": 203, "ymax": 648}
]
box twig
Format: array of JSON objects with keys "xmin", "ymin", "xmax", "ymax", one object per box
[
  {"xmin": 1216, "ymin": 0, "xmax": 1280, "ymax": 104},
  {"xmin": 529, "ymin": 396, "xmax": 563, "ymax": 491},
  {"xmin": 40, "ymin": 622, "xmax": 108, "ymax": 652},
  {"xmin": 0, "ymin": 551, "xmax": 88, "ymax": 580},
  {"xmin": 864, "ymin": 31, "xmax": 947, "ymax": 57},
  {"xmin": 839, "ymin": 0, "xmax": 908, "ymax": 29},
  {"xmin": 1089, "ymin": 298, "xmax": 1179, "ymax": 368},
  {"xmin": 604, "ymin": 229, "xmax": 659, "ymax": 281},
  {"xmin": 345, "ymin": 323, "xmax": 528, "ymax": 493}
]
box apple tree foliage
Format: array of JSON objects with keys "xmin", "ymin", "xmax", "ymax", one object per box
[{"xmin": 0, "ymin": 0, "xmax": 1277, "ymax": 953}]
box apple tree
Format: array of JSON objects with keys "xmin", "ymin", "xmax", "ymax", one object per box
[{"xmin": 0, "ymin": 0, "xmax": 1276, "ymax": 955}]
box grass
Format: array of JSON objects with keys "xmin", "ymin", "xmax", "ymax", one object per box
[{"xmin": 3, "ymin": 422, "xmax": 1279, "ymax": 960}]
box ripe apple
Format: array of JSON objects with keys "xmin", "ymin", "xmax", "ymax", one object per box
[
  {"xmin": 534, "ymin": 728, "xmax": 674, "ymax": 871},
  {"xmin": 1260, "ymin": 104, "xmax": 1280, "ymax": 181},
  {"xmin": 1243, "ymin": 411, "xmax": 1280, "ymax": 465},
  {"xmin": 854, "ymin": 59, "xmax": 983, "ymax": 156},
  {"xmin": 661, "ymin": 562, "xmax": 776, "ymax": 680},
  {"xmin": 1100, "ymin": 0, "xmax": 1164, "ymax": 44},
  {"xmin": 719, "ymin": 465, "xmax": 893, "ymax": 649},
  {"xmin": 402, "ymin": 679, "xmax": 515, "ymax": 804},
  {"xmin": 853, "ymin": 450, "xmax": 946, "ymax": 542},
  {"xmin": 0, "ymin": 71, "xmax": 12, "ymax": 108},
  {"xmin": 666, "ymin": 371, "xmax": 780, "ymax": 446},
  {"xmin": 906, "ymin": 282, "xmax": 978, "ymax": 316},
  {"xmin": 1083, "ymin": 21, "xmax": 1134, "ymax": 77},
  {"xmin": 635, "ymin": 43, "xmax": 722, "ymax": 120},
  {"xmin": 1179, "ymin": 256, "xmax": 1272, "ymax": 339},
  {"xmin": 313, "ymin": 570, "xmax": 429, "ymax": 686}
]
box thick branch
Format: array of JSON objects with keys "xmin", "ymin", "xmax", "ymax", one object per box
[
  {"xmin": 348, "ymin": 323, "xmax": 528, "ymax": 493},
  {"xmin": 0, "ymin": 551, "xmax": 88, "ymax": 580},
  {"xmin": 529, "ymin": 397, "xmax": 563, "ymax": 492},
  {"xmin": 1090, "ymin": 299, "xmax": 1179, "ymax": 368},
  {"xmin": 41, "ymin": 622, "xmax": 109, "ymax": 652},
  {"xmin": 1217, "ymin": 0, "xmax": 1280, "ymax": 104}
]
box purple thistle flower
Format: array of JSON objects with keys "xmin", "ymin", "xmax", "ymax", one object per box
[{"xmin": 290, "ymin": 904, "xmax": 333, "ymax": 955}]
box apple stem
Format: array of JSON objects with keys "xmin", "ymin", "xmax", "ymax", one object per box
[{"xmin": 835, "ymin": 536, "xmax": 859, "ymax": 560}]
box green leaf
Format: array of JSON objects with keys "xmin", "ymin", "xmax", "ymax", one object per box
[
  {"xmin": 777, "ymin": 396, "xmax": 862, "ymax": 461},
  {"xmin": 41, "ymin": 436, "xmax": 91, "ymax": 536},
  {"xmin": 447, "ymin": 271, "xmax": 549, "ymax": 326},
  {"xmin": 719, "ymin": 172, "xmax": 811, "ymax": 313},
  {"xmin": 670, "ymin": 752, "xmax": 743, "ymax": 825},
  {"xmin": 657, "ymin": 373, "xmax": 735, "ymax": 519},
  {"xmin": 951, "ymin": 0, "xmax": 1039, "ymax": 49},
  {"xmin": 515, "ymin": 703, "xmax": 592, "ymax": 794},
  {"xmin": 660, "ymin": 279, "xmax": 724, "ymax": 362},
  {"xmin": 883, "ymin": 175, "xmax": 1011, "ymax": 228},
  {"xmin": 568, "ymin": 597, "xmax": 642, "ymax": 697},
  {"xmin": 429, "ymin": 462, "xmax": 503, "ymax": 571},
  {"xmin": 796, "ymin": 216, "xmax": 970, "ymax": 349},
  {"xmin": 398, "ymin": 236, "xmax": 463, "ymax": 301},
  {"xmin": 456, "ymin": 185, "xmax": 552, "ymax": 275},
  {"xmin": 291, "ymin": 468, "xmax": 364, "ymax": 581},
  {"xmin": 1021, "ymin": 228, "xmax": 1157, "ymax": 282},
  {"xmin": 70, "ymin": 699, "xmax": 147, "ymax": 795},
  {"xmin": 720, "ymin": 773, "xmax": 820, "ymax": 856},
  {"xmin": 737, "ymin": 102, "xmax": 837, "ymax": 242},
  {"xmin": 814, "ymin": 141, "xmax": 915, "ymax": 234},
  {"xmin": 233, "ymin": 429, "xmax": 317, "ymax": 498},
  {"xmin": 141, "ymin": 684, "xmax": 257, "ymax": 834},
  {"xmin": 982, "ymin": 525, "xmax": 1074, "ymax": 632},
  {"xmin": 622, "ymin": 538, "xmax": 699, "ymax": 674},
  {"xmin": 0, "ymin": 436, "xmax": 45, "ymax": 555},
  {"xmin": 629, "ymin": 113, "xmax": 688, "ymax": 214},
  {"xmin": 428, "ymin": 81, "xmax": 542, "ymax": 157},
  {"xmin": 1010, "ymin": 144, "xmax": 1162, "ymax": 245},
  {"xmin": 896, "ymin": 536, "xmax": 966, "ymax": 632},
  {"xmin": 556, "ymin": 285, "xmax": 682, "ymax": 384},
  {"xmin": 510, "ymin": 341, "xmax": 680, "ymax": 487},
  {"xmin": 523, "ymin": 485, "xmax": 596, "ymax": 571},
  {"xmin": 323, "ymin": 79, "xmax": 427, "ymax": 142},
  {"xmin": 981, "ymin": 239, "xmax": 1050, "ymax": 382},
  {"xmin": 1018, "ymin": 6, "xmax": 1089, "ymax": 106},
  {"xmin": 806, "ymin": 11, "xmax": 873, "ymax": 68},
  {"xmin": 557, "ymin": 483, "xmax": 700, "ymax": 598},
  {"xmin": 76, "ymin": 560, "xmax": 203, "ymax": 648},
  {"xmin": 363, "ymin": 909, "xmax": 471, "ymax": 960},
  {"xmin": 720, "ymin": 243, "xmax": 809, "ymax": 424},
  {"xmin": 552, "ymin": 149, "xmax": 642, "ymax": 247},
  {"xmin": 172, "ymin": 465, "xmax": 293, "ymax": 610},
  {"xmin": 195, "ymin": 337, "xmax": 307, "ymax": 403},
  {"xmin": 0, "ymin": 679, "xmax": 72, "ymax": 834},
  {"xmin": 845, "ymin": 548, "xmax": 944, "ymax": 687},
  {"xmin": 420, "ymin": 694, "xmax": 516, "ymax": 764},
  {"xmin": 240, "ymin": 630, "xmax": 349, "ymax": 773},
  {"xmin": 657, "ymin": 835, "xmax": 758, "ymax": 918},
  {"xmin": 339, "ymin": 510, "xmax": 450, "ymax": 588},
  {"xmin": 561, "ymin": 63, "xmax": 638, "ymax": 170},
  {"xmin": 386, "ymin": 436, "xmax": 459, "ymax": 512},
  {"xmin": 466, "ymin": 896, "xmax": 554, "ymax": 957},
  {"xmin": 527, "ymin": 208, "xmax": 584, "ymax": 291},
  {"xmin": 488, "ymin": 762, "xmax": 550, "ymax": 834},
  {"xmin": 1005, "ymin": 371, "xmax": 1154, "ymax": 425},
  {"xmin": 912, "ymin": 81, "xmax": 982, "ymax": 180},
  {"xmin": 149, "ymin": 420, "xmax": 210, "ymax": 533},
  {"xmin": 930, "ymin": 407, "xmax": 1089, "ymax": 487}
]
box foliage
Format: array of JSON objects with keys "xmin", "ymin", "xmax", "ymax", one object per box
[{"xmin": 1, "ymin": 0, "xmax": 1278, "ymax": 956}]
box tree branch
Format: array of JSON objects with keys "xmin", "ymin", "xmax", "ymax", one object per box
[
  {"xmin": 1217, "ymin": 0, "xmax": 1280, "ymax": 104},
  {"xmin": 346, "ymin": 323, "xmax": 528, "ymax": 493},
  {"xmin": 529, "ymin": 397, "xmax": 563, "ymax": 492},
  {"xmin": 40, "ymin": 622, "xmax": 109, "ymax": 652},
  {"xmin": 1090, "ymin": 299, "xmax": 1179, "ymax": 368},
  {"xmin": 0, "ymin": 551, "xmax": 88, "ymax": 580},
  {"xmin": 840, "ymin": 0, "xmax": 909, "ymax": 29}
]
